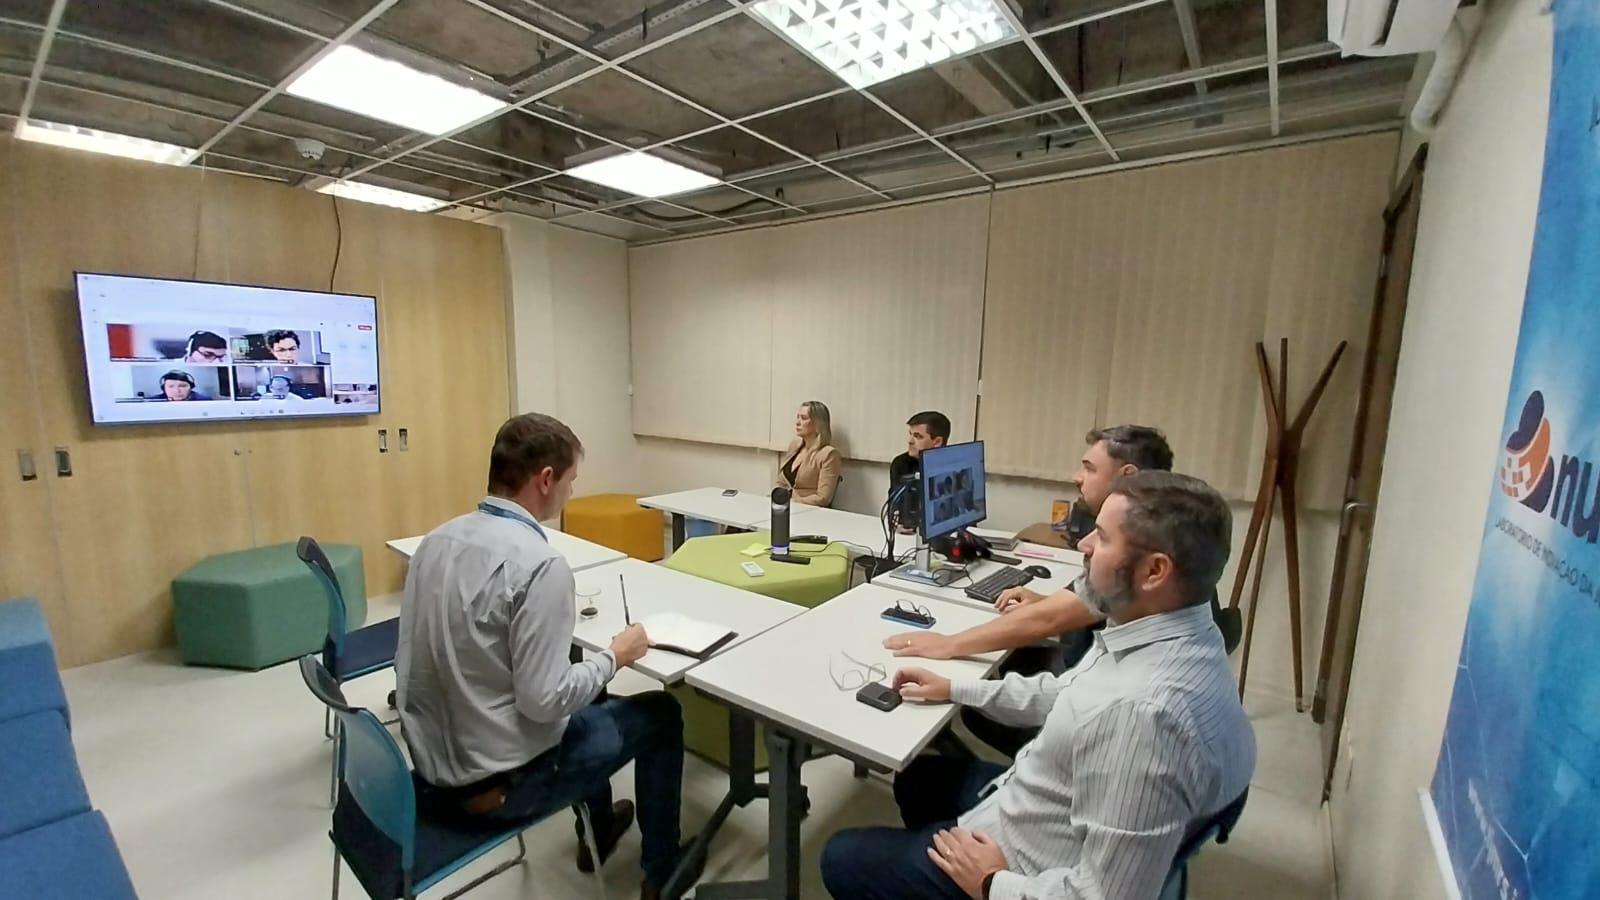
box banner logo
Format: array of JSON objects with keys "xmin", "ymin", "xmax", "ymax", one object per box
[{"xmin": 1500, "ymin": 390, "xmax": 1554, "ymax": 510}]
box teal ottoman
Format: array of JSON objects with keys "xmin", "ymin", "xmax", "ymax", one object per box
[{"xmin": 172, "ymin": 543, "xmax": 366, "ymax": 670}]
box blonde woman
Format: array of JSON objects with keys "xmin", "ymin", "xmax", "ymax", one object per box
[{"xmin": 775, "ymin": 400, "xmax": 842, "ymax": 507}]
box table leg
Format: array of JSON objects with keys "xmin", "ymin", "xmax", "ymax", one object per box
[
  {"xmin": 691, "ymin": 723, "xmax": 807, "ymax": 900},
  {"xmin": 767, "ymin": 729, "xmax": 806, "ymax": 900},
  {"xmin": 672, "ymin": 513, "xmax": 687, "ymax": 550}
]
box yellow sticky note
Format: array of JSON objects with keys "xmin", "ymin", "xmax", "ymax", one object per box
[{"xmin": 741, "ymin": 543, "xmax": 768, "ymax": 557}]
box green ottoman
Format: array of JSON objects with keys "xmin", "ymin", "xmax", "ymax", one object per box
[
  {"xmin": 664, "ymin": 531, "xmax": 849, "ymax": 608},
  {"xmin": 172, "ymin": 543, "xmax": 366, "ymax": 670},
  {"xmin": 665, "ymin": 531, "xmax": 850, "ymax": 770}
]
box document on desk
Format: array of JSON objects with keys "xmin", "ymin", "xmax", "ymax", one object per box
[{"xmin": 640, "ymin": 614, "xmax": 738, "ymax": 660}]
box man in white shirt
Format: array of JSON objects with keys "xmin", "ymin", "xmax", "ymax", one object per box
[
  {"xmin": 822, "ymin": 471, "xmax": 1256, "ymax": 900},
  {"xmin": 397, "ymin": 413, "xmax": 694, "ymax": 900}
]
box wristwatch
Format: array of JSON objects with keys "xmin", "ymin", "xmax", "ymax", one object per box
[{"xmin": 981, "ymin": 872, "xmax": 997, "ymax": 899}]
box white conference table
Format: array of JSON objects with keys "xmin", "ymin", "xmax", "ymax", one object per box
[
  {"xmin": 638, "ymin": 487, "xmax": 901, "ymax": 560},
  {"xmin": 567, "ymin": 557, "xmax": 804, "ymax": 686},
  {"xmin": 684, "ymin": 582, "xmax": 1008, "ymax": 900},
  {"xmin": 785, "ymin": 504, "xmax": 896, "ymax": 557},
  {"xmin": 386, "ymin": 527, "xmax": 627, "ymax": 573},
  {"xmin": 885, "ymin": 544, "xmax": 1085, "ymax": 613},
  {"xmin": 639, "ymin": 488, "xmax": 829, "ymax": 549}
]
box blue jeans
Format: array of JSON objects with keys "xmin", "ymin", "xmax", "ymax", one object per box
[
  {"xmin": 821, "ymin": 756, "xmax": 1007, "ymax": 900},
  {"xmin": 490, "ymin": 691, "xmax": 684, "ymax": 888}
]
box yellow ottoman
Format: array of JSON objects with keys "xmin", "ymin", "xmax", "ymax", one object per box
[{"xmin": 562, "ymin": 494, "xmax": 664, "ymax": 562}]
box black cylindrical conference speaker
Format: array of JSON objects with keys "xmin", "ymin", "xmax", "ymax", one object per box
[{"xmin": 770, "ymin": 487, "xmax": 791, "ymax": 554}]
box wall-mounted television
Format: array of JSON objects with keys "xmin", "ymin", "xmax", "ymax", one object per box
[{"xmin": 76, "ymin": 272, "xmax": 381, "ymax": 425}]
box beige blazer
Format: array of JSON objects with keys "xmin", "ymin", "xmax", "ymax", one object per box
[{"xmin": 774, "ymin": 438, "xmax": 842, "ymax": 507}]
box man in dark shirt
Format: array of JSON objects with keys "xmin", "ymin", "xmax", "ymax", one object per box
[{"xmin": 888, "ymin": 411, "xmax": 951, "ymax": 532}]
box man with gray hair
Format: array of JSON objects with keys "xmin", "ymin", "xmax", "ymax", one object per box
[{"xmin": 822, "ymin": 471, "xmax": 1256, "ymax": 900}]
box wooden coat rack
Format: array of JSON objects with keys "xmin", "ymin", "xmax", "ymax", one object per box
[{"xmin": 1230, "ymin": 338, "xmax": 1347, "ymax": 711}]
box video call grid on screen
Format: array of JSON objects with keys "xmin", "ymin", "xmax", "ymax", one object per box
[
  {"xmin": 76, "ymin": 273, "xmax": 381, "ymax": 425},
  {"xmin": 921, "ymin": 440, "xmax": 987, "ymax": 538}
]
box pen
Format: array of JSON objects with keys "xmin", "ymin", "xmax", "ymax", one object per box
[{"xmin": 620, "ymin": 574, "xmax": 632, "ymax": 626}]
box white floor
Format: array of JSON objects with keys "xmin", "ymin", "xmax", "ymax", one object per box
[{"xmin": 59, "ymin": 593, "xmax": 1336, "ymax": 900}]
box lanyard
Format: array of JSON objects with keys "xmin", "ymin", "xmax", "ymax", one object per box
[{"xmin": 477, "ymin": 501, "xmax": 547, "ymax": 541}]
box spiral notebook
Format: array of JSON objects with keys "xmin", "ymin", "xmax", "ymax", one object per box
[{"xmin": 639, "ymin": 613, "xmax": 738, "ymax": 660}]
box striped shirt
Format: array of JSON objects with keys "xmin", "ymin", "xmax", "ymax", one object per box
[
  {"xmin": 949, "ymin": 601, "xmax": 1255, "ymax": 900},
  {"xmin": 397, "ymin": 496, "xmax": 617, "ymax": 787}
]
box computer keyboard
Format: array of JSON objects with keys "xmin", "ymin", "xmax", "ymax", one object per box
[{"xmin": 964, "ymin": 566, "xmax": 1034, "ymax": 605}]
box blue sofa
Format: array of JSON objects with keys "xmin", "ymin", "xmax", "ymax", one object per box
[{"xmin": 0, "ymin": 598, "xmax": 138, "ymax": 899}]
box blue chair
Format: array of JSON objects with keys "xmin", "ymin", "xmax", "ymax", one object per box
[
  {"xmin": 298, "ymin": 537, "xmax": 399, "ymax": 735},
  {"xmin": 306, "ymin": 666, "xmax": 606, "ymax": 900},
  {"xmin": 300, "ymin": 537, "xmax": 399, "ymax": 686},
  {"xmin": 1159, "ymin": 790, "xmax": 1248, "ymax": 900}
]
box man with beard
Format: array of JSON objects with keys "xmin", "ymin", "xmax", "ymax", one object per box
[{"xmin": 821, "ymin": 472, "xmax": 1255, "ymax": 900}]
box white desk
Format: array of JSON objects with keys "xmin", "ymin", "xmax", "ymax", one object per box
[
  {"xmin": 385, "ymin": 528, "xmax": 628, "ymax": 574},
  {"xmin": 785, "ymin": 505, "xmax": 895, "ymax": 557},
  {"xmin": 639, "ymin": 488, "xmax": 809, "ymax": 549},
  {"xmin": 688, "ymin": 582, "xmax": 1004, "ymax": 771},
  {"xmin": 684, "ymin": 582, "xmax": 1007, "ymax": 900},
  {"xmin": 569, "ymin": 558, "xmax": 804, "ymax": 686},
  {"xmin": 884, "ymin": 545, "xmax": 1084, "ymax": 613}
]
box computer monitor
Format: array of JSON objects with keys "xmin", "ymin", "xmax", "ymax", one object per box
[{"xmin": 919, "ymin": 441, "xmax": 986, "ymax": 540}]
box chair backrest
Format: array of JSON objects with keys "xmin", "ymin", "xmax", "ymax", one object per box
[
  {"xmin": 298, "ymin": 654, "xmax": 354, "ymax": 714},
  {"xmin": 297, "ymin": 536, "xmax": 349, "ymax": 662},
  {"xmin": 333, "ymin": 706, "xmax": 417, "ymax": 871},
  {"xmin": 1160, "ymin": 790, "xmax": 1248, "ymax": 900}
]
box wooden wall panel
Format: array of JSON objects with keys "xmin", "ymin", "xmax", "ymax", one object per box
[
  {"xmin": 0, "ymin": 141, "xmax": 75, "ymax": 663},
  {"xmin": 8, "ymin": 144, "xmax": 256, "ymax": 664},
  {"xmin": 0, "ymin": 140, "xmax": 511, "ymax": 665}
]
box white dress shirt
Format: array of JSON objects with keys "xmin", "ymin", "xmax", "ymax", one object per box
[
  {"xmin": 396, "ymin": 496, "xmax": 617, "ymax": 787},
  {"xmin": 949, "ymin": 601, "xmax": 1255, "ymax": 900}
]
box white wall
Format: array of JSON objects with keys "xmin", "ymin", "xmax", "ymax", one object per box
[
  {"xmin": 495, "ymin": 214, "xmax": 640, "ymax": 496},
  {"xmin": 1329, "ymin": 1, "xmax": 1551, "ymax": 896}
]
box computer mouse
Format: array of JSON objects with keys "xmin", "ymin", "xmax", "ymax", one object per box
[{"xmin": 1024, "ymin": 565, "xmax": 1053, "ymax": 579}]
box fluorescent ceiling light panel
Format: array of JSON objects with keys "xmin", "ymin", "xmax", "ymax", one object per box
[
  {"xmin": 564, "ymin": 152, "xmax": 720, "ymax": 198},
  {"xmin": 286, "ymin": 45, "xmax": 505, "ymax": 134},
  {"xmin": 753, "ymin": 0, "xmax": 1018, "ymax": 89},
  {"xmin": 17, "ymin": 119, "xmax": 191, "ymax": 166},
  {"xmin": 317, "ymin": 180, "xmax": 449, "ymax": 213}
]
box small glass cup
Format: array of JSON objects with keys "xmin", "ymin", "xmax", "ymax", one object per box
[{"xmin": 576, "ymin": 587, "xmax": 601, "ymax": 619}]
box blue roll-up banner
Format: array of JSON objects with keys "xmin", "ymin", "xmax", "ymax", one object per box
[{"xmin": 1425, "ymin": 4, "xmax": 1600, "ymax": 898}]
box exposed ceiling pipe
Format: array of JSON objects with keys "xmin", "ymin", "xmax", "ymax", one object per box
[{"xmin": 1408, "ymin": 11, "xmax": 1479, "ymax": 134}]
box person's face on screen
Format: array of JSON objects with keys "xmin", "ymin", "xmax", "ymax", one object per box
[
  {"xmin": 268, "ymin": 377, "xmax": 292, "ymax": 396},
  {"xmin": 162, "ymin": 379, "xmax": 193, "ymax": 401},
  {"xmin": 794, "ymin": 406, "xmax": 815, "ymax": 440},
  {"xmin": 906, "ymin": 425, "xmax": 945, "ymax": 458},
  {"xmin": 186, "ymin": 346, "xmax": 227, "ymax": 364},
  {"xmin": 1072, "ymin": 440, "xmax": 1133, "ymax": 515},
  {"xmin": 270, "ymin": 337, "xmax": 299, "ymax": 362}
]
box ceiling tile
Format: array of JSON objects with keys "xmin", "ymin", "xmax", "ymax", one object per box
[
  {"xmin": 623, "ymin": 13, "xmax": 840, "ymax": 119},
  {"xmin": 542, "ymin": 67, "xmax": 720, "ymax": 147},
  {"xmin": 61, "ymin": 0, "xmax": 319, "ymax": 84},
  {"xmin": 452, "ymin": 110, "xmax": 594, "ymax": 171},
  {"xmin": 666, "ymin": 124, "xmax": 794, "ymax": 179},
  {"xmin": 362, "ymin": 0, "xmax": 561, "ymax": 84},
  {"xmin": 744, "ymin": 90, "xmax": 918, "ymax": 164},
  {"xmin": 869, "ymin": 41, "xmax": 1062, "ymax": 133},
  {"xmin": 944, "ymin": 106, "xmax": 1090, "ymax": 173}
]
